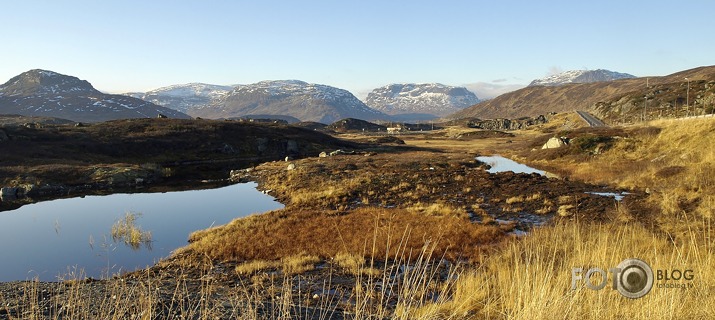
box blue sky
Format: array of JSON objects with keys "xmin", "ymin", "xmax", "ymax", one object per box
[{"xmin": 1, "ymin": 0, "xmax": 713, "ymax": 98}]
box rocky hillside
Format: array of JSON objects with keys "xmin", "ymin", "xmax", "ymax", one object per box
[
  {"xmin": 190, "ymin": 80, "xmax": 386, "ymax": 123},
  {"xmin": 529, "ymin": 69, "xmax": 635, "ymax": 86},
  {"xmin": 0, "ymin": 70, "xmax": 190, "ymax": 122},
  {"xmin": 365, "ymin": 83, "xmax": 479, "ymax": 117},
  {"xmin": 125, "ymin": 83, "xmax": 233, "ymax": 113},
  {"xmin": 591, "ymin": 78, "xmax": 715, "ymax": 123},
  {"xmin": 452, "ymin": 66, "xmax": 715, "ymax": 120}
]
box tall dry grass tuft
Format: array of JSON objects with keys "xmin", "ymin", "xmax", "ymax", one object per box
[
  {"xmin": 406, "ymin": 220, "xmax": 714, "ymax": 319},
  {"xmin": 111, "ymin": 212, "xmax": 152, "ymax": 250}
]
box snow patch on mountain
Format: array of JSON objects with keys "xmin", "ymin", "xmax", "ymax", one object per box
[
  {"xmin": 126, "ymin": 83, "xmax": 233, "ymax": 113},
  {"xmin": 190, "ymin": 80, "xmax": 386, "ymax": 123},
  {"xmin": 364, "ymin": 83, "xmax": 479, "ymax": 116},
  {"xmin": 529, "ymin": 69, "xmax": 636, "ymax": 86}
]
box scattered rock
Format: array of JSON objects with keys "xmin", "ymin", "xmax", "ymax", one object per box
[
  {"xmin": 91, "ymin": 167, "xmax": 151, "ymax": 186},
  {"xmin": 319, "ymin": 152, "xmax": 328, "ymax": 158},
  {"xmin": 287, "ymin": 163, "xmax": 296, "ymax": 171},
  {"xmin": 157, "ymin": 113, "xmax": 168, "ymax": 119},
  {"xmin": 542, "ymin": 137, "xmax": 569, "ymax": 149},
  {"xmin": 329, "ymin": 149, "xmax": 354, "ymax": 156},
  {"xmin": 229, "ymin": 169, "xmax": 253, "ymax": 182}
]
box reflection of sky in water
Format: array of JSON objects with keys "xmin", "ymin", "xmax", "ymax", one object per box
[
  {"xmin": 0, "ymin": 182, "xmax": 282, "ymax": 281},
  {"xmin": 476, "ymin": 155, "xmax": 546, "ymax": 176},
  {"xmin": 586, "ymin": 192, "xmax": 630, "ymax": 201}
]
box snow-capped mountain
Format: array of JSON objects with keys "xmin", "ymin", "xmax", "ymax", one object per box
[
  {"xmin": 0, "ymin": 69, "xmax": 190, "ymax": 122},
  {"xmin": 364, "ymin": 83, "xmax": 480, "ymax": 116},
  {"xmin": 126, "ymin": 83, "xmax": 233, "ymax": 113},
  {"xmin": 190, "ymin": 80, "xmax": 387, "ymax": 123},
  {"xmin": 529, "ymin": 69, "xmax": 636, "ymax": 86}
]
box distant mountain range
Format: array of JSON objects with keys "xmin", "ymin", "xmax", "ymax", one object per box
[
  {"xmin": 0, "ymin": 70, "xmax": 189, "ymax": 122},
  {"xmin": 3, "ymin": 67, "xmax": 711, "ymax": 125},
  {"xmin": 452, "ymin": 66, "xmax": 715, "ymax": 120},
  {"xmin": 125, "ymin": 83, "xmax": 233, "ymax": 113},
  {"xmin": 529, "ymin": 69, "xmax": 636, "ymax": 86},
  {"xmin": 365, "ymin": 83, "xmax": 479, "ymax": 117},
  {"xmin": 189, "ymin": 80, "xmax": 386, "ymax": 123}
]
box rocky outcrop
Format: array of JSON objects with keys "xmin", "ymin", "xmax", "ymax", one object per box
[
  {"xmin": 325, "ymin": 118, "xmax": 386, "ymax": 133},
  {"xmin": 467, "ymin": 115, "xmax": 547, "ymax": 131}
]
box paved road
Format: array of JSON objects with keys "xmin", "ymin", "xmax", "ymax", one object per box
[{"xmin": 576, "ymin": 111, "xmax": 606, "ymax": 127}]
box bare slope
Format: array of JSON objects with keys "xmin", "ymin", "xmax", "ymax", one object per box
[{"xmin": 453, "ymin": 66, "xmax": 715, "ymax": 119}]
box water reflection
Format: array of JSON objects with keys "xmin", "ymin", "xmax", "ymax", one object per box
[
  {"xmin": 476, "ymin": 155, "xmax": 547, "ymax": 176},
  {"xmin": 0, "ymin": 182, "xmax": 282, "ymax": 281}
]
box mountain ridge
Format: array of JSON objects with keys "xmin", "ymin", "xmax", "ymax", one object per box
[
  {"xmin": 452, "ymin": 66, "xmax": 715, "ymax": 119},
  {"xmin": 0, "ymin": 69, "xmax": 190, "ymax": 122},
  {"xmin": 189, "ymin": 80, "xmax": 386, "ymax": 123},
  {"xmin": 125, "ymin": 83, "xmax": 233, "ymax": 113},
  {"xmin": 529, "ymin": 69, "xmax": 636, "ymax": 86},
  {"xmin": 365, "ymin": 83, "xmax": 479, "ymax": 117}
]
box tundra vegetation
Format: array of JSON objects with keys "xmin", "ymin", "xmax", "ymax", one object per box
[{"xmin": 0, "ymin": 115, "xmax": 713, "ymax": 319}]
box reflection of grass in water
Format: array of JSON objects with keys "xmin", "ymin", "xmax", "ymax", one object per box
[{"xmin": 111, "ymin": 212, "xmax": 152, "ymax": 250}]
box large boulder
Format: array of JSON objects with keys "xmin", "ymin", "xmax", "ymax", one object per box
[{"xmin": 542, "ymin": 137, "xmax": 569, "ymax": 149}]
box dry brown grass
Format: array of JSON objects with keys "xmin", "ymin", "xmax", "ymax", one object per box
[
  {"xmin": 7, "ymin": 218, "xmax": 712, "ymax": 319},
  {"xmin": 518, "ymin": 118, "xmax": 714, "ymax": 235},
  {"xmin": 110, "ymin": 212, "xmax": 152, "ymax": 250},
  {"xmin": 333, "ymin": 252, "xmax": 381, "ymax": 277},
  {"xmin": 505, "ymin": 192, "xmax": 542, "ymax": 204},
  {"xmin": 184, "ymin": 207, "xmax": 504, "ymax": 263},
  {"xmin": 405, "ymin": 220, "xmax": 715, "ymax": 319}
]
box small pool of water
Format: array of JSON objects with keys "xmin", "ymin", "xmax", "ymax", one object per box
[
  {"xmin": 476, "ymin": 155, "xmax": 546, "ymax": 176},
  {"xmin": 0, "ymin": 182, "xmax": 282, "ymax": 281},
  {"xmin": 586, "ymin": 191, "xmax": 630, "ymax": 201}
]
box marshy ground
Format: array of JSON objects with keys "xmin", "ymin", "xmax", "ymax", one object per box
[{"xmin": 1, "ymin": 113, "xmax": 713, "ymax": 319}]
